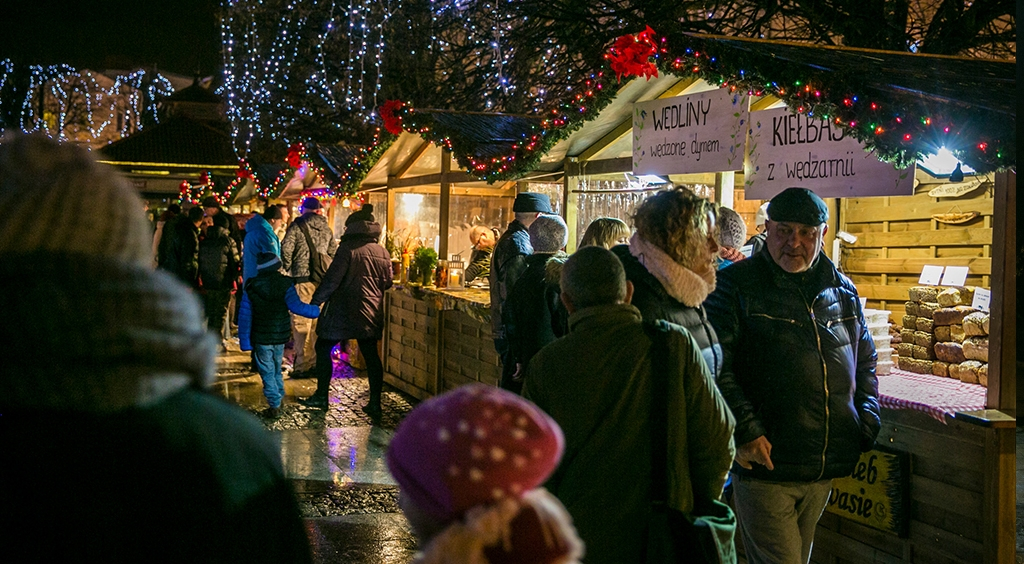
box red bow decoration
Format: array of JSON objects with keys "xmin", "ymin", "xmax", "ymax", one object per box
[
  {"xmin": 380, "ymin": 99, "xmax": 405, "ymax": 135},
  {"xmin": 235, "ymin": 161, "xmax": 252, "ymax": 180},
  {"xmin": 286, "ymin": 144, "xmax": 303, "ymax": 168},
  {"xmin": 605, "ymin": 26, "xmax": 659, "ymax": 82}
]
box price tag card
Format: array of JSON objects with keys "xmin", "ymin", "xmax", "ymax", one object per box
[
  {"xmin": 971, "ymin": 288, "xmax": 991, "ymax": 312},
  {"xmin": 918, "ymin": 265, "xmax": 944, "ymax": 285},
  {"xmin": 940, "ymin": 266, "xmax": 969, "ymax": 287}
]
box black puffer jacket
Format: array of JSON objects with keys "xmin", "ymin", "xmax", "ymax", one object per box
[
  {"xmin": 244, "ymin": 271, "xmax": 295, "ymax": 345},
  {"xmin": 504, "ymin": 252, "xmax": 568, "ymax": 367},
  {"xmin": 706, "ymin": 251, "xmax": 880, "ymax": 482},
  {"xmin": 612, "ymin": 245, "xmax": 722, "ymax": 378},
  {"xmin": 198, "ymin": 226, "xmax": 240, "ymax": 290},
  {"xmin": 280, "ymin": 212, "xmax": 338, "ymax": 281},
  {"xmin": 488, "ymin": 220, "xmax": 532, "ymax": 338},
  {"xmin": 311, "ymin": 221, "xmax": 393, "ymax": 341}
]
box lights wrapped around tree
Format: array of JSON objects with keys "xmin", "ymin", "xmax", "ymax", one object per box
[{"xmin": 605, "ymin": 26, "xmax": 661, "ymax": 82}]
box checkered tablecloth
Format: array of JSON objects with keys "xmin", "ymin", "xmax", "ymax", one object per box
[{"xmin": 877, "ymin": 368, "xmax": 987, "ymax": 423}]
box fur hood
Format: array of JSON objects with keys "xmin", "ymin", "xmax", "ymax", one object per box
[{"xmin": 543, "ymin": 252, "xmax": 568, "ymax": 286}]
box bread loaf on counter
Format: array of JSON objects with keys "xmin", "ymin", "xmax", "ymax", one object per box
[
  {"xmin": 904, "ymin": 301, "xmax": 919, "ymax": 317},
  {"xmin": 932, "ymin": 306, "xmax": 978, "ymax": 326},
  {"xmin": 962, "ymin": 312, "xmax": 989, "ymax": 337},
  {"xmin": 912, "ymin": 331, "xmax": 936, "ymax": 347},
  {"xmin": 912, "ymin": 344, "xmax": 936, "ymax": 360},
  {"xmin": 962, "ymin": 337, "xmax": 988, "ymax": 362},
  {"xmin": 937, "ymin": 287, "xmax": 976, "ymax": 307},
  {"xmin": 915, "ymin": 318, "xmax": 934, "ymax": 333},
  {"xmin": 917, "ymin": 302, "xmax": 940, "ymax": 319},
  {"xmin": 908, "ymin": 287, "xmax": 939, "ymax": 303},
  {"xmin": 934, "ymin": 342, "xmax": 967, "ymax": 364}
]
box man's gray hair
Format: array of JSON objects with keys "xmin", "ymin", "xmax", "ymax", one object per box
[{"xmin": 561, "ymin": 246, "xmax": 627, "ymax": 309}]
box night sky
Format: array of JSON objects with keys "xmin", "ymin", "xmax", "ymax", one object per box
[{"xmin": 0, "ymin": 0, "xmax": 221, "ymax": 76}]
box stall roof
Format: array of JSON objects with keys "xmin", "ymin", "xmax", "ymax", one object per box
[{"xmin": 99, "ymin": 116, "xmax": 238, "ymax": 168}]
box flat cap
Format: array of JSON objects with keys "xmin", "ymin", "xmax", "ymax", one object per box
[{"xmin": 768, "ymin": 188, "xmax": 828, "ymax": 226}]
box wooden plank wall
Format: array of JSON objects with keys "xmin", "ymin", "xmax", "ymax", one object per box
[
  {"xmin": 810, "ymin": 409, "xmax": 987, "ymax": 564},
  {"xmin": 839, "ymin": 177, "xmax": 994, "ymax": 321},
  {"xmin": 440, "ymin": 310, "xmax": 501, "ymax": 392}
]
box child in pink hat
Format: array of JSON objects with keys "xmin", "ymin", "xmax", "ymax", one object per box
[{"xmin": 387, "ymin": 384, "xmax": 584, "ymax": 564}]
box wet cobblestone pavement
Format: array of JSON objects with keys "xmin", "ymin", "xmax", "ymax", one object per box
[{"xmin": 211, "ymin": 341, "xmax": 418, "ymax": 563}]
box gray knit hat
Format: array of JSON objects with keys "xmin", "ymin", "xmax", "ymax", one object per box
[
  {"xmin": 528, "ymin": 214, "xmax": 568, "ymax": 253},
  {"xmin": 0, "ymin": 133, "xmax": 153, "ymax": 268},
  {"xmin": 716, "ymin": 206, "xmax": 747, "ymax": 249}
]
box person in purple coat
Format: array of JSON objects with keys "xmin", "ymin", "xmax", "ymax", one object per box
[{"xmin": 299, "ymin": 211, "xmax": 393, "ymax": 420}]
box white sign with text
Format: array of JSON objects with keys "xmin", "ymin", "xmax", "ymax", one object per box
[
  {"xmin": 918, "ymin": 265, "xmax": 944, "ymax": 286},
  {"xmin": 743, "ymin": 108, "xmax": 915, "ymax": 199},
  {"xmin": 632, "ymin": 88, "xmax": 749, "ymax": 175},
  {"xmin": 940, "ymin": 266, "xmax": 969, "ymax": 287}
]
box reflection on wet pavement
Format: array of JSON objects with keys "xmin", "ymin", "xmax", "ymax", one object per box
[{"xmin": 212, "ymin": 341, "xmax": 418, "ymax": 563}]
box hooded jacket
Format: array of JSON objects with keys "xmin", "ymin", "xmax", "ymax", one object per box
[
  {"xmin": 503, "ymin": 252, "xmax": 568, "ymax": 368},
  {"xmin": 241, "ymin": 268, "xmax": 321, "ymax": 347},
  {"xmin": 1, "ymin": 252, "xmax": 311, "ymax": 563},
  {"xmin": 612, "ymin": 238, "xmax": 722, "ymax": 378},
  {"xmin": 198, "ymin": 225, "xmax": 240, "ymax": 290},
  {"xmin": 523, "ymin": 304, "xmax": 735, "ymax": 564},
  {"xmin": 705, "ymin": 250, "xmax": 880, "ymax": 482},
  {"xmin": 311, "ymin": 221, "xmax": 393, "ymax": 341},
  {"xmin": 242, "ymin": 214, "xmax": 281, "ymax": 283},
  {"xmin": 280, "ymin": 212, "xmax": 338, "ymax": 281}
]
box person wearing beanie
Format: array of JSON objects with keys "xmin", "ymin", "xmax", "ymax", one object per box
[
  {"xmin": 706, "ymin": 187, "xmax": 879, "ymax": 564},
  {"xmin": 0, "ymin": 133, "xmax": 312, "ymax": 562},
  {"xmin": 158, "ymin": 205, "xmax": 205, "ymax": 288},
  {"xmin": 202, "ymin": 195, "xmax": 243, "ymax": 247},
  {"xmin": 280, "ymin": 196, "xmax": 338, "ymax": 377},
  {"xmin": 715, "ymin": 206, "xmax": 748, "ymax": 270},
  {"xmin": 522, "ymin": 247, "xmax": 735, "ymax": 564},
  {"xmin": 344, "ymin": 202, "xmax": 374, "ymax": 226},
  {"xmin": 239, "ymin": 205, "xmax": 285, "ymax": 351},
  {"xmin": 387, "ymin": 384, "xmax": 584, "ymax": 564},
  {"xmin": 239, "ymin": 251, "xmax": 321, "ymax": 418},
  {"xmin": 489, "ymin": 192, "xmax": 553, "ymax": 392},
  {"xmin": 743, "ymin": 202, "xmax": 771, "ymax": 257},
  {"xmin": 301, "ymin": 211, "xmax": 392, "ymax": 419},
  {"xmin": 502, "ymin": 214, "xmax": 569, "ymax": 393},
  {"xmin": 198, "ymin": 211, "xmax": 241, "ymax": 343},
  {"xmin": 610, "ymin": 186, "xmax": 723, "ymax": 379}
]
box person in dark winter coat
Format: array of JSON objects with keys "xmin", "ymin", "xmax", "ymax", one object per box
[
  {"xmin": 706, "ymin": 188, "xmax": 879, "ymax": 564},
  {"xmin": 610, "ymin": 186, "xmax": 723, "ymax": 377},
  {"xmin": 300, "ymin": 215, "xmax": 393, "ymax": 419},
  {"xmin": 151, "ymin": 203, "xmax": 180, "ymax": 266},
  {"xmin": 202, "ymin": 196, "xmax": 243, "ymax": 248},
  {"xmin": 280, "ymin": 197, "xmax": 338, "ymax": 376},
  {"xmin": 198, "ymin": 212, "xmax": 241, "ymax": 339},
  {"xmin": 503, "ymin": 215, "xmax": 569, "ymax": 393},
  {"xmin": 523, "ymin": 247, "xmax": 735, "ymax": 564},
  {"xmin": 490, "ymin": 192, "xmax": 553, "ymax": 392},
  {"xmin": 158, "ymin": 205, "xmax": 204, "ymax": 288},
  {"xmin": 238, "ymin": 207, "xmax": 285, "ymax": 351},
  {"xmin": 0, "ymin": 133, "xmax": 312, "ymax": 564},
  {"xmin": 239, "ymin": 252, "xmax": 320, "ymax": 418}
]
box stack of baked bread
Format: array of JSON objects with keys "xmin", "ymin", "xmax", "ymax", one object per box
[{"xmin": 896, "ymin": 286, "xmax": 989, "ymax": 386}]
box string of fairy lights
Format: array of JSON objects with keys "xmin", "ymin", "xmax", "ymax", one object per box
[{"xmin": 0, "ymin": 60, "xmax": 173, "ymax": 143}]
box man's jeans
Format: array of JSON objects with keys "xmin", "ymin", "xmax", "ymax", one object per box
[
  {"xmin": 289, "ymin": 281, "xmax": 318, "ymax": 372},
  {"xmin": 254, "ymin": 343, "xmax": 286, "ymax": 408},
  {"xmin": 731, "ymin": 474, "xmax": 832, "ymax": 564}
]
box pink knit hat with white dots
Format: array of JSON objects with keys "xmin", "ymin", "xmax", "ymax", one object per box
[{"xmin": 387, "ymin": 383, "xmax": 565, "ymax": 524}]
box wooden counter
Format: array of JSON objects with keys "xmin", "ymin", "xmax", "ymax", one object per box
[{"xmin": 382, "ymin": 285, "xmax": 500, "ymax": 400}]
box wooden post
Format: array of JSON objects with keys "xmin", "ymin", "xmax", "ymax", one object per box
[
  {"xmin": 987, "ymin": 170, "xmax": 1015, "ymax": 411},
  {"xmin": 563, "ymin": 159, "xmax": 580, "ymax": 252},
  {"xmin": 386, "ymin": 175, "xmax": 397, "ymax": 235},
  {"xmin": 439, "ymin": 148, "xmax": 451, "ymax": 260},
  {"xmin": 714, "ymin": 172, "xmax": 735, "ymax": 207}
]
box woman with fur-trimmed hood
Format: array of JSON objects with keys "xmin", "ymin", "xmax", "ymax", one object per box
[
  {"xmin": 502, "ymin": 215, "xmax": 570, "ymax": 394},
  {"xmin": 611, "ymin": 186, "xmax": 723, "ymax": 376}
]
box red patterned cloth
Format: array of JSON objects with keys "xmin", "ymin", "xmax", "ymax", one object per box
[{"xmin": 877, "ymin": 368, "xmax": 986, "ymax": 423}]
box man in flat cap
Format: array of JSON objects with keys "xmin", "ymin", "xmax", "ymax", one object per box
[
  {"xmin": 706, "ymin": 187, "xmax": 880, "ymax": 564},
  {"xmin": 489, "ymin": 192, "xmax": 552, "ymax": 392}
]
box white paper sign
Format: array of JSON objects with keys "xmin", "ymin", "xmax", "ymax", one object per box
[
  {"xmin": 632, "ymin": 89, "xmax": 749, "ymax": 175},
  {"xmin": 971, "ymin": 288, "xmax": 991, "ymax": 312},
  {"xmin": 940, "ymin": 266, "xmax": 969, "ymax": 287},
  {"xmin": 918, "ymin": 265, "xmax": 944, "ymax": 285},
  {"xmin": 743, "ymin": 108, "xmax": 915, "ymax": 199}
]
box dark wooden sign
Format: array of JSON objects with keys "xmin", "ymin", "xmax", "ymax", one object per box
[{"xmin": 825, "ymin": 446, "xmax": 909, "ymax": 536}]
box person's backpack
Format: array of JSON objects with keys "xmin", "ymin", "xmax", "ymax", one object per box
[{"xmin": 299, "ymin": 221, "xmax": 331, "ymax": 285}]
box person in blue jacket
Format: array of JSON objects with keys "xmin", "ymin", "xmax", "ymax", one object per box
[
  {"xmin": 239, "ymin": 206, "xmax": 285, "ymax": 351},
  {"xmin": 239, "ymin": 252, "xmax": 320, "ymax": 418}
]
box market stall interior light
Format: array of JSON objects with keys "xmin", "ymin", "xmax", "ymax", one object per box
[{"xmin": 917, "ymin": 147, "xmax": 976, "ymax": 178}]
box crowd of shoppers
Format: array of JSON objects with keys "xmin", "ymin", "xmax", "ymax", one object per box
[{"xmin": 2, "ymin": 132, "xmax": 880, "ymax": 564}]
